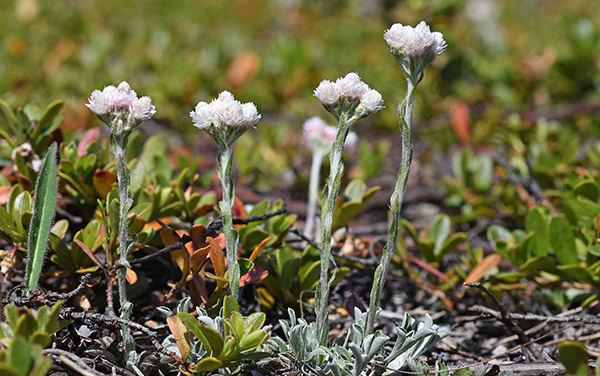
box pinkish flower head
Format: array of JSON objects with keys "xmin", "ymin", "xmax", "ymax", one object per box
[
  {"xmin": 314, "ymin": 73, "xmax": 383, "ymax": 121},
  {"xmin": 86, "ymin": 81, "xmax": 155, "ymax": 134},
  {"xmin": 356, "ymin": 89, "xmax": 384, "ymax": 117},
  {"xmin": 314, "ymin": 80, "xmax": 340, "ymax": 106},
  {"xmin": 191, "ymin": 91, "xmax": 260, "ymax": 130},
  {"xmin": 190, "ymin": 91, "xmax": 261, "ymax": 148},
  {"xmin": 336, "ymin": 73, "xmax": 369, "ymax": 100},
  {"xmin": 384, "ymin": 21, "xmax": 446, "ymax": 82},
  {"xmin": 303, "ymin": 116, "xmax": 357, "ymax": 153}
]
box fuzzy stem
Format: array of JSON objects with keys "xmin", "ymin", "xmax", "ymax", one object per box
[
  {"xmin": 217, "ymin": 145, "xmax": 240, "ymax": 299},
  {"xmin": 109, "ymin": 131, "xmax": 135, "ymax": 359},
  {"xmin": 315, "ymin": 113, "xmax": 351, "ymax": 346},
  {"xmin": 366, "ymin": 80, "xmax": 416, "ymax": 336},
  {"xmin": 304, "ymin": 149, "xmax": 327, "ymax": 239}
]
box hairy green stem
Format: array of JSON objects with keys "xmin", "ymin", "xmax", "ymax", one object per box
[
  {"xmin": 316, "ymin": 113, "xmax": 351, "ymax": 346},
  {"xmin": 366, "ymin": 80, "xmax": 416, "ymax": 336},
  {"xmin": 217, "ymin": 146, "xmax": 240, "ymax": 299},
  {"xmin": 109, "ymin": 131, "xmax": 135, "ymax": 359},
  {"xmin": 304, "ymin": 149, "xmax": 327, "ymax": 239}
]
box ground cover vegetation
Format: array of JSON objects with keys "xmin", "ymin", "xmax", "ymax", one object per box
[{"xmin": 1, "ymin": 0, "xmax": 600, "ymax": 375}]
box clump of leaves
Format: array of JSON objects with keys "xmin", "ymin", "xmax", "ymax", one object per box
[
  {"xmin": 166, "ymin": 296, "xmax": 271, "ymax": 373},
  {"xmin": 0, "ymin": 302, "xmax": 70, "ymax": 376}
]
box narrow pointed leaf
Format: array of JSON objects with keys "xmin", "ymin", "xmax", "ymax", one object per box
[{"xmin": 25, "ymin": 142, "xmax": 58, "ymax": 294}]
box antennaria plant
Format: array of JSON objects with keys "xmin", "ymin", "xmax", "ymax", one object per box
[
  {"xmin": 24, "ymin": 142, "xmax": 58, "ymax": 295},
  {"xmin": 86, "ymin": 81, "xmax": 156, "ymax": 364},
  {"xmin": 366, "ymin": 22, "xmax": 447, "ymax": 336},
  {"xmin": 313, "ymin": 72, "xmax": 384, "ymax": 345}
]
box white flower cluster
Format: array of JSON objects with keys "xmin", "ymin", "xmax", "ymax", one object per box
[
  {"xmin": 384, "ymin": 22, "xmax": 447, "ymax": 82},
  {"xmin": 190, "ymin": 91, "xmax": 261, "ymax": 149},
  {"xmin": 314, "ymin": 72, "xmax": 384, "ymax": 120},
  {"xmin": 190, "ymin": 91, "xmax": 261, "ymax": 130},
  {"xmin": 303, "ymin": 116, "xmax": 357, "ymax": 154},
  {"xmin": 86, "ymin": 81, "xmax": 156, "ymax": 134}
]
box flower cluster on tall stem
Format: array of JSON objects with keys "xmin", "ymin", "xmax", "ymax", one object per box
[
  {"xmin": 86, "ymin": 81, "xmax": 155, "ymax": 362},
  {"xmin": 365, "ymin": 21, "xmax": 446, "ymax": 337},
  {"xmin": 302, "ymin": 116, "xmax": 357, "ymax": 240},
  {"xmin": 190, "ymin": 91, "xmax": 261, "ymax": 299},
  {"xmin": 313, "ymin": 73, "xmax": 383, "ymax": 345}
]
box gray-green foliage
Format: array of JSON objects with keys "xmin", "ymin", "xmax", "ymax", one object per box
[{"xmin": 271, "ymin": 308, "xmax": 450, "ymax": 376}]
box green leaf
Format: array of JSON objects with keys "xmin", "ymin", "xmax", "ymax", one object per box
[
  {"xmin": 228, "ymin": 312, "xmax": 244, "ymax": 340},
  {"xmin": 429, "ymin": 214, "xmax": 451, "ymax": 258},
  {"xmin": 35, "ymin": 306, "xmax": 50, "ymax": 331},
  {"xmin": 238, "ymin": 259, "xmax": 254, "ymax": 277},
  {"xmin": 248, "ymin": 200, "xmax": 270, "ymax": 217},
  {"xmin": 0, "ymin": 206, "xmax": 16, "ymax": 238},
  {"xmin": 5, "ymin": 305, "xmax": 20, "ymax": 328},
  {"xmin": 49, "ymin": 234, "xmax": 75, "ymax": 270},
  {"xmin": 281, "ymin": 258, "xmax": 301, "ymax": 291},
  {"xmin": 198, "ymin": 325, "xmax": 224, "ymax": 357},
  {"xmin": 223, "ymin": 295, "xmax": 239, "ymax": 319},
  {"xmin": 550, "ymin": 216, "xmax": 579, "ymax": 265},
  {"xmin": 30, "ymin": 100, "xmax": 64, "ymax": 143},
  {"xmin": 177, "ymin": 312, "xmax": 211, "ymax": 352},
  {"xmin": 344, "ymin": 179, "xmax": 367, "ymax": 202},
  {"xmin": 438, "ymin": 233, "xmax": 468, "ymax": 260},
  {"xmin": 30, "ymin": 332, "xmax": 52, "ymax": 348},
  {"xmin": 45, "ymin": 301, "xmax": 63, "ymax": 334},
  {"xmin": 7, "ymin": 336, "xmax": 32, "ymax": 376},
  {"xmin": 573, "ymin": 179, "xmax": 600, "ymax": 201},
  {"xmin": 25, "ymin": 142, "xmax": 58, "ymax": 294},
  {"xmin": 193, "ymin": 356, "xmax": 223, "ymax": 372},
  {"xmin": 30, "ymin": 357, "xmax": 53, "ymax": 376},
  {"xmin": 558, "ymin": 341, "xmax": 589, "ymax": 376},
  {"xmin": 244, "ymin": 312, "xmax": 266, "ymax": 333},
  {"xmin": 14, "ymin": 313, "xmax": 37, "ymax": 340},
  {"xmin": 12, "ymin": 191, "xmax": 32, "ymax": 235},
  {"xmin": 298, "ymin": 260, "xmax": 320, "ymax": 292},
  {"xmin": 472, "ymin": 154, "xmax": 493, "ymax": 192},
  {"xmin": 239, "ymin": 330, "xmax": 268, "ymax": 351},
  {"xmin": 0, "ymin": 99, "xmax": 19, "ymax": 146},
  {"xmin": 525, "ymin": 206, "xmax": 550, "ymax": 257},
  {"xmin": 519, "ymin": 256, "xmax": 556, "ymax": 273}
]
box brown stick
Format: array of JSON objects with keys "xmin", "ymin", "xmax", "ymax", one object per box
[{"xmin": 464, "ymin": 282, "xmax": 541, "ymax": 359}]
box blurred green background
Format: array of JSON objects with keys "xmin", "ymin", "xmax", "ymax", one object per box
[{"xmin": 1, "ymin": 0, "xmax": 599, "ymax": 142}]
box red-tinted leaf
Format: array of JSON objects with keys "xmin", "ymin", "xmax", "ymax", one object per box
[
  {"xmin": 190, "ymin": 224, "xmax": 208, "ymax": 250},
  {"xmin": 207, "ymin": 237, "xmax": 225, "ymax": 277},
  {"xmin": 226, "ymin": 51, "xmax": 261, "ymax": 88},
  {"xmin": 450, "ymin": 102, "xmax": 471, "ymax": 144},
  {"xmin": 77, "ymin": 127, "xmax": 100, "ymax": 157},
  {"xmin": 125, "ymin": 268, "xmax": 137, "ymax": 284},
  {"xmin": 93, "ymin": 170, "xmax": 117, "ymax": 199},
  {"xmin": 232, "ymin": 197, "xmax": 247, "ymax": 220},
  {"xmin": 190, "ymin": 245, "xmax": 210, "ymax": 275},
  {"xmin": 464, "ymin": 253, "xmax": 501, "ymax": 285},
  {"xmin": 249, "ymin": 236, "xmax": 270, "ymax": 262},
  {"xmin": 410, "ymin": 257, "xmax": 454, "ymax": 287},
  {"xmin": 167, "ymin": 315, "xmax": 191, "ymax": 362},
  {"xmin": 73, "ymin": 239, "xmax": 105, "ymax": 272},
  {"xmin": 239, "ymin": 267, "xmax": 268, "ymax": 287}
]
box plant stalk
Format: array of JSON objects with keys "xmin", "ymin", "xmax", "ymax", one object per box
[
  {"xmin": 304, "ymin": 149, "xmax": 327, "ymax": 239},
  {"xmin": 316, "ymin": 113, "xmax": 351, "ymax": 346},
  {"xmin": 217, "ymin": 145, "xmax": 241, "ymax": 299},
  {"xmin": 366, "ymin": 80, "xmax": 416, "ymax": 336},
  {"xmin": 109, "ymin": 130, "xmax": 135, "ymax": 359}
]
